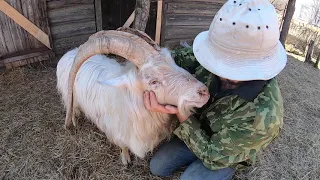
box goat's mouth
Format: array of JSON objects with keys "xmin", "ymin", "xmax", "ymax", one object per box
[
  {"xmin": 184, "ymin": 97, "xmax": 210, "ymax": 109},
  {"xmin": 193, "ymin": 99, "xmax": 209, "ymax": 108},
  {"xmin": 178, "ymin": 95, "xmax": 210, "ymax": 117}
]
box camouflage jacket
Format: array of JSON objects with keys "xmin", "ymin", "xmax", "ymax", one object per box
[{"xmin": 172, "ymin": 47, "xmax": 284, "ymax": 171}]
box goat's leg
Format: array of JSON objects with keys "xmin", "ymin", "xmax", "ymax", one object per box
[
  {"xmin": 72, "ymin": 105, "xmax": 78, "ymax": 127},
  {"xmin": 64, "ymin": 110, "xmax": 72, "ymax": 129},
  {"xmin": 64, "ymin": 102, "xmax": 79, "ymax": 129},
  {"xmin": 120, "ymin": 147, "xmax": 131, "ymax": 165}
]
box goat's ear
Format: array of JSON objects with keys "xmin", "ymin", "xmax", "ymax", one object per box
[{"xmin": 98, "ymin": 74, "xmax": 129, "ymax": 88}]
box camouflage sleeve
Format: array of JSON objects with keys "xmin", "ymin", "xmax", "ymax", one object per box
[
  {"xmin": 174, "ymin": 115, "xmax": 277, "ymax": 170},
  {"xmin": 171, "ymin": 47, "xmax": 214, "ymax": 86},
  {"xmin": 171, "ymin": 47, "xmax": 200, "ymax": 74}
]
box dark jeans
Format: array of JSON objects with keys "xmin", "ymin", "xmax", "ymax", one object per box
[{"xmin": 150, "ymin": 137, "xmax": 235, "ymax": 180}]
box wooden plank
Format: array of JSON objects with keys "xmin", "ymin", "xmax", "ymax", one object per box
[
  {"xmin": 30, "ymin": 0, "xmax": 42, "ymax": 49},
  {"xmin": 167, "ymin": 2, "xmax": 223, "ymax": 15},
  {"xmin": 47, "ymin": 0, "xmax": 94, "ymax": 10},
  {"xmin": 95, "ymin": 0, "xmax": 103, "ymax": 31},
  {"xmin": 0, "ymin": 0, "xmax": 51, "ymax": 49},
  {"xmin": 0, "ymin": 3, "xmax": 15, "ymax": 55},
  {"xmin": 166, "ymin": 14, "xmax": 215, "ymax": 26},
  {"xmin": 1, "ymin": 47, "xmax": 55, "ymax": 69},
  {"xmin": 160, "ymin": 1, "xmax": 168, "ymax": 45},
  {"xmin": 164, "ymin": 38, "xmax": 194, "ymax": 48},
  {"xmin": 5, "ymin": 0, "xmax": 24, "ymax": 52},
  {"xmin": 3, "ymin": 49, "xmax": 54, "ymax": 64},
  {"xmin": 123, "ymin": 10, "xmax": 135, "ymax": 28},
  {"xmin": 48, "ymin": 4, "xmax": 95, "ymax": 25},
  {"xmin": 20, "ymin": 0, "xmax": 34, "ymax": 50},
  {"xmin": 14, "ymin": 0, "xmax": 30, "ymax": 51},
  {"xmin": 53, "ymin": 34, "xmax": 91, "ymax": 55},
  {"xmin": 51, "ymin": 21, "xmax": 96, "ymax": 39},
  {"xmin": 165, "ymin": 25, "xmax": 209, "ymax": 40},
  {"xmin": 155, "ymin": 0, "xmax": 163, "ymax": 44},
  {"xmin": 5, "ymin": 52, "xmax": 55, "ymax": 69}
]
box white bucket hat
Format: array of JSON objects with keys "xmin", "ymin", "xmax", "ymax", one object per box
[{"xmin": 193, "ymin": 0, "xmax": 287, "ymax": 81}]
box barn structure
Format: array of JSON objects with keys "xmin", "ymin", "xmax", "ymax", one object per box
[{"xmin": 0, "ymin": 0, "xmax": 226, "ymax": 69}]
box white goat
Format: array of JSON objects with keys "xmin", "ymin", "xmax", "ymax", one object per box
[{"xmin": 56, "ymin": 28, "xmax": 209, "ymax": 165}]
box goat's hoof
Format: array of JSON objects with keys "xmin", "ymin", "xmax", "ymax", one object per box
[
  {"xmin": 120, "ymin": 148, "xmax": 131, "ymax": 166},
  {"xmin": 64, "ymin": 123, "xmax": 71, "ymax": 130},
  {"xmin": 72, "ymin": 118, "xmax": 77, "ymax": 127}
]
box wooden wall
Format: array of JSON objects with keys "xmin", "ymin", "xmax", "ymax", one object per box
[
  {"xmin": 47, "ymin": 0, "xmax": 97, "ymax": 55},
  {"xmin": 0, "ymin": 0, "xmax": 53, "ymax": 68},
  {"xmin": 101, "ymin": 0, "xmax": 158, "ymax": 40},
  {"xmin": 161, "ymin": 0, "xmax": 226, "ymax": 48}
]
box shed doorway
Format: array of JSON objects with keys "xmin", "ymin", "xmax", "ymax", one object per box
[{"xmin": 101, "ymin": 0, "xmax": 157, "ymax": 40}]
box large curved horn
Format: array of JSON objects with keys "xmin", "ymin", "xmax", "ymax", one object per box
[
  {"xmin": 64, "ymin": 30, "xmax": 160, "ymax": 128},
  {"xmin": 89, "ymin": 27, "xmax": 161, "ymax": 52},
  {"xmin": 117, "ymin": 27, "xmax": 161, "ymax": 51}
]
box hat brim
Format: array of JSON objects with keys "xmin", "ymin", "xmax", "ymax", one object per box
[{"xmin": 192, "ymin": 31, "xmax": 287, "ymax": 81}]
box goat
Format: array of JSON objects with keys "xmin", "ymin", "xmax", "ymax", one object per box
[{"xmin": 56, "ymin": 28, "xmax": 210, "ymax": 165}]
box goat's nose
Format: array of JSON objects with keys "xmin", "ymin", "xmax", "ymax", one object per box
[{"xmin": 198, "ymin": 87, "xmax": 209, "ymax": 96}]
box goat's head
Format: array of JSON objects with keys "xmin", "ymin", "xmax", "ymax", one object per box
[
  {"xmin": 68, "ymin": 28, "xmax": 209, "ymax": 117},
  {"xmin": 138, "ymin": 49, "xmax": 209, "ymax": 116}
]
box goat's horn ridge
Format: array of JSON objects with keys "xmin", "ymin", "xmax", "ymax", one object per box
[{"xmin": 116, "ymin": 27, "xmax": 161, "ymax": 51}]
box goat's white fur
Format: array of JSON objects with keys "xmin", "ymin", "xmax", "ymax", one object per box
[{"xmin": 57, "ymin": 48, "xmax": 173, "ymax": 158}]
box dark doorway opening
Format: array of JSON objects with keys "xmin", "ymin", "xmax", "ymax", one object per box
[{"xmin": 101, "ymin": 0, "xmax": 157, "ymax": 39}]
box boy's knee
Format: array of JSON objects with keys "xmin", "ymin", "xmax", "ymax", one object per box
[{"xmin": 149, "ymin": 156, "xmax": 172, "ymax": 177}]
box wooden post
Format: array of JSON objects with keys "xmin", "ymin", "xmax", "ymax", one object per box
[
  {"xmin": 0, "ymin": 0, "xmax": 51, "ymax": 49},
  {"xmin": 305, "ymin": 40, "xmax": 315, "ymax": 63},
  {"xmin": 279, "ymin": 3, "xmax": 288, "ymax": 31},
  {"xmin": 123, "ymin": 10, "xmax": 135, "ymax": 28},
  {"xmin": 155, "ymin": 0, "xmax": 163, "ymax": 44},
  {"xmin": 95, "ymin": 0, "xmax": 103, "ymax": 31}
]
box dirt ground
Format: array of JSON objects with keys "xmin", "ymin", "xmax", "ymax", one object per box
[{"xmin": 0, "ymin": 55, "xmax": 319, "ymax": 180}]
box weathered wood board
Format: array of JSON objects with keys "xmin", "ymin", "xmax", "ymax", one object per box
[
  {"xmin": 47, "ymin": 0, "xmax": 97, "ymax": 55},
  {"xmin": 161, "ymin": 0, "xmax": 226, "ymax": 48},
  {"xmin": 0, "ymin": 0, "xmax": 53, "ymax": 68}
]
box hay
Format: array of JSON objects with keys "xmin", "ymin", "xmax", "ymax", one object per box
[{"xmin": 0, "ymin": 56, "xmax": 319, "ymax": 180}]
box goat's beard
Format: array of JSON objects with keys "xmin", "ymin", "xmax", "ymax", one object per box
[{"xmin": 178, "ymin": 99, "xmax": 196, "ymax": 118}]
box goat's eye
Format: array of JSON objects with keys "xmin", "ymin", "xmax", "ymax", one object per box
[{"xmin": 149, "ymin": 80, "xmax": 159, "ymax": 85}]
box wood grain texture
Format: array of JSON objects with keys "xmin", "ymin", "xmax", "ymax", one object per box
[
  {"xmin": 47, "ymin": 0, "xmax": 97, "ymax": 55},
  {"xmin": 166, "ymin": 14, "xmax": 215, "ymax": 26},
  {"xmin": 1, "ymin": 47, "xmax": 55, "ymax": 69},
  {"xmin": 50, "ymin": 21, "xmax": 96, "ymax": 39},
  {"xmin": 164, "ymin": 38, "xmax": 194, "ymax": 48},
  {"xmin": 167, "ymin": 2, "xmax": 223, "ymax": 15},
  {"xmin": 95, "ymin": 0, "xmax": 102, "ymax": 31},
  {"xmin": 53, "ymin": 34, "xmax": 91, "ymax": 55},
  {"xmin": 165, "ymin": 25, "xmax": 209, "ymax": 39},
  {"xmin": 161, "ymin": 0, "xmax": 225, "ymax": 48},
  {"xmin": 47, "ymin": 0, "xmax": 94, "ymax": 10},
  {"xmin": 48, "ymin": 4, "xmax": 95, "ymax": 25},
  {"xmin": 155, "ymin": 0, "xmax": 163, "ymax": 44},
  {"xmin": 0, "ymin": 0, "xmax": 51, "ymax": 49},
  {"xmin": 0, "ymin": 0, "xmax": 52, "ymax": 59}
]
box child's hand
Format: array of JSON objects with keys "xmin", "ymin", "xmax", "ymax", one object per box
[{"xmin": 143, "ymin": 91, "xmax": 189, "ymax": 123}]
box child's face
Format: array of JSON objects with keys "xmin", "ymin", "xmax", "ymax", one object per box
[{"xmin": 219, "ymin": 77, "xmax": 244, "ymax": 90}]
